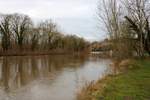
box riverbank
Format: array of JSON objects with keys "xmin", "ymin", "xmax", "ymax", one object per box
[
  {"xmin": 77, "ymin": 58, "xmax": 150, "ymax": 100},
  {"xmin": 0, "ymin": 50, "xmax": 88, "ymax": 56}
]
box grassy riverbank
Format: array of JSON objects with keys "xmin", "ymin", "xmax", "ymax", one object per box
[{"xmin": 78, "ymin": 59, "xmax": 150, "ymax": 100}]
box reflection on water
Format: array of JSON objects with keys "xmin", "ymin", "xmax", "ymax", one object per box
[{"xmin": 0, "ymin": 55, "xmax": 111, "ymax": 100}]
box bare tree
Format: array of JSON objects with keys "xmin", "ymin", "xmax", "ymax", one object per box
[
  {"xmin": 98, "ymin": 0, "xmax": 126, "ymax": 58},
  {"xmin": 39, "ymin": 19, "xmax": 58, "ymax": 49},
  {"xmin": 11, "ymin": 13, "xmax": 32, "ymax": 49},
  {"xmin": 124, "ymin": 0, "xmax": 150, "ymax": 56},
  {"xmin": 98, "ymin": 0, "xmax": 150, "ymax": 58},
  {"xmin": 29, "ymin": 27, "xmax": 40, "ymax": 51},
  {"xmin": 0, "ymin": 14, "xmax": 12, "ymax": 51}
]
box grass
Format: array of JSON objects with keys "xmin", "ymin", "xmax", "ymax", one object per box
[{"xmin": 78, "ymin": 59, "xmax": 150, "ymax": 100}]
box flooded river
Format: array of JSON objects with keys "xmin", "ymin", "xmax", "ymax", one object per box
[{"xmin": 0, "ymin": 55, "xmax": 112, "ymax": 100}]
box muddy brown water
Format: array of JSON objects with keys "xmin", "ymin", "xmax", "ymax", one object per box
[{"xmin": 0, "ymin": 55, "xmax": 112, "ymax": 100}]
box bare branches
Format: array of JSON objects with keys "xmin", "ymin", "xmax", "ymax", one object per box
[
  {"xmin": 11, "ymin": 13, "xmax": 32, "ymax": 49},
  {"xmin": 0, "ymin": 14, "xmax": 12, "ymax": 51},
  {"xmin": 98, "ymin": 0, "xmax": 150, "ymax": 57}
]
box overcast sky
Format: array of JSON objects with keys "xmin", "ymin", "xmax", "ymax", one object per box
[{"xmin": 0, "ymin": 0, "xmax": 106, "ymax": 41}]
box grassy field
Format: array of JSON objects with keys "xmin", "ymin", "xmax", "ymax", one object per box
[{"xmin": 78, "ymin": 59, "xmax": 150, "ymax": 100}]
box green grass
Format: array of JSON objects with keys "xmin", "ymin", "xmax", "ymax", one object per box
[
  {"xmin": 78, "ymin": 59, "xmax": 150, "ymax": 100},
  {"xmin": 75, "ymin": 58, "xmax": 150, "ymax": 100}
]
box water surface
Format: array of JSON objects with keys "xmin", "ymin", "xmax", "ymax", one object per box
[{"xmin": 0, "ymin": 55, "xmax": 111, "ymax": 100}]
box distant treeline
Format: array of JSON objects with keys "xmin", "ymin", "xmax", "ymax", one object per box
[{"xmin": 0, "ymin": 13, "xmax": 88, "ymax": 55}]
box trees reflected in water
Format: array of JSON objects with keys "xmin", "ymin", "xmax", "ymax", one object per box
[{"xmin": 0, "ymin": 55, "xmax": 87, "ymax": 92}]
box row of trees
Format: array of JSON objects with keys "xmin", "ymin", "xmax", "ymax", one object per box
[
  {"xmin": 98, "ymin": 0, "xmax": 150, "ymax": 58},
  {"xmin": 0, "ymin": 13, "xmax": 88, "ymax": 53}
]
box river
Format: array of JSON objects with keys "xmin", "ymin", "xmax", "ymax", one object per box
[{"xmin": 0, "ymin": 55, "xmax": 112, "ymax": 100}]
